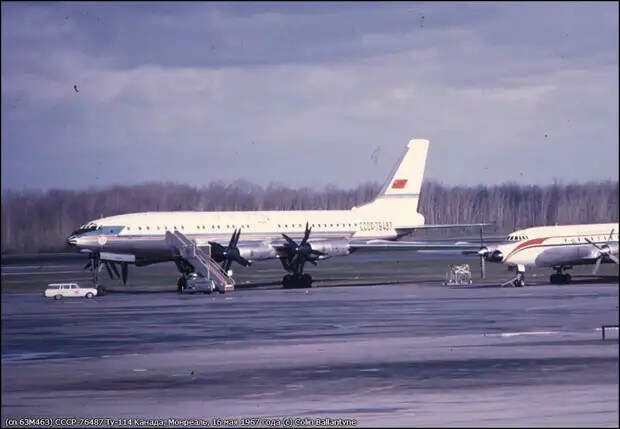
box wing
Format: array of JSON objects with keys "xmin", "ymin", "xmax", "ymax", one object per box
[
  {"xmin": 350, "ymin": 239, "xmax": 482, "ymax": 252},
  {"xmin": 402, "ymin": 222, "xmax": 492, "ymax": 230}
]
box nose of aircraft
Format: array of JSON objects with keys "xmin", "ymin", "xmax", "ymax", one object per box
[{"xmin": 66, "ymin": 235, "xmax": 79, "ymax": 247}]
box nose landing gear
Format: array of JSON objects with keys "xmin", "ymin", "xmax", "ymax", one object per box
[{"xmin": 501, "ymin": 264, "xmax": 527, "ymax": 287}]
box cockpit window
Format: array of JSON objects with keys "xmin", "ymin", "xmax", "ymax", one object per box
[{"xmin": 70, "ymin": 224, "xmax": 98, "ymax": 236}]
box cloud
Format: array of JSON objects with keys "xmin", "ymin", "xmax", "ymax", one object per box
[{"xmin": 1, "ymin": 2, "xmax": 618, "ymax": 191}]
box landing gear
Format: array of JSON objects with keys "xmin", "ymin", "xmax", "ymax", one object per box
[
  {"xmin": 282, "ymin": 273, "xmax": 312, "ymax": 288},
  {"xmin": 177, "ymin": 276, "xmax": 187, "ymax": 293},
  {"xmin": 550, "ymin": 268, "xmax": 572, "ymax": 284},
  {"xmin": 174, "ymin": 258, "xmax": 193, "ymax": 293},
  {"xmin": 513, "ymin": 274, "xmax": 526, "ymax": 288},
  {"xmin": 502, "ymin": 264, "xmax": 526, "ymax": 287}
]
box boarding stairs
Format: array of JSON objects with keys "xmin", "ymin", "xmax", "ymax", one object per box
[{"xmin": 165, "ymin": 231, "xmax": 235, "ymax": 293}]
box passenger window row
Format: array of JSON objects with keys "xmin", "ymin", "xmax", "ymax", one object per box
[{"xmin": 124, "ymin": 222, "xmax": 358, "ymax": 232}]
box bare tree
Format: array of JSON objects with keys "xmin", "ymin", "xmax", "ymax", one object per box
[{"xmin": 1, "ymin": 180, "xmax": 617, "ymax": 253}]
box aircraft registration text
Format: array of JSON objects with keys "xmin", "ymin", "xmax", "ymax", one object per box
[{"xmin": 359, "ymin": 221, "xmax": 393, "ymax": 232}]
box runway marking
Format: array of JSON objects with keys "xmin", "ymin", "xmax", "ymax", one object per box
[
  {"xmin": 285, "ymin": 384, "xmax": 304, "ymax": 390},
  {"xmin": 594, "ymin": 327, "xmax": 619, "ymax": 331},
  {"xmin": 359, "ymin": 368, "xmax": 380, "ymax": 372},
  {"xmin": 133, "ymin": 368, "xmax": 148, "ymax": 372},
  {"xmin": 499, "ymin": 331, "xmax": 556, "ymax": 337},
  {"xmin": 366, "ymin": 385, "xmax": 396, "ymax": 393},
  {"xmin": 243, "ymin": 391, "xmax": 283, "ymax": 398}
]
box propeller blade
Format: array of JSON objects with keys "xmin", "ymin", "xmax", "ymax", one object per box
[
  {"xmin": 607, "ymin": 229, "xmax": 615, "ymax": 243},
  {"xmin": 233, "ymin": 229, "xmax": 242, "ymax": 248},
  {"xmin": 121, "ymin": 262, "xmax": 128, "ymax": 285},
  {"xmin": 593, "ymin": 257, "xmax": 603, "ymax": 275},
  {"xmin": 103, "ymin": 261, "xmax": 114, "ymax": 280},
  {"xmin": 310, "ymin": 249, "xmax": 325, "ymax": 256},
  {"xmin": 227, "ymin": 229, "xmax": 237, "ymax": 249},
  {"xmin": 110, "ymin": 262, "xmax": 120, "ymax": 278},
  {"xmin": 584, "ymin": 237, "xmax": 603, "ymax": 250},
  {"xmin": 302, "ymin": 222, "xmax": 311, "ymax": 244},
  {"xmin": 281, "ymin": 233, "xmax": 297, "ymax": 247},
  {"xmin": 289, "ymin": 254, "xmax": 299, "ymax": 270},
  {"xmin": 609, "ymin": 254, "xmax": 619, "ymax": 264}
]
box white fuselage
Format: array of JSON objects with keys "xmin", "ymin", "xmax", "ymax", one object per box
[
  {"xmin": 70, "ymin": 207, "xmax": 423, "ymax": 257},
  {"xmin": 491, "ymin": 223, "xmax": 619, "ymax": 268},
  {"xmin": 68, "ymin": 139, "xmax": 432, "ymax": 261}
]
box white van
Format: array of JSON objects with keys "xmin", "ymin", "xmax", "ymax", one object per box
[{"xmin": 45, "ymin": 283, "xmax": 98, "ymax": 300}]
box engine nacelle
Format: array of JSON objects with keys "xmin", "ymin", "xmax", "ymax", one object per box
[
  {"xmin": 308, "ymin": 239, "xmax": 351, "ymax": 258},
  {"xmin": 239, "ymin": 244, "xmax": 277, "ymax": 261}
]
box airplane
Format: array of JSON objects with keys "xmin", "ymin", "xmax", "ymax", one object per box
[
  {"xmin": 66, "ymin": 138, "xmax": 487, "ymax": 292},
  {"xmin": 476, "ymin": 223, "xmax": 619, "ymax": 286}
]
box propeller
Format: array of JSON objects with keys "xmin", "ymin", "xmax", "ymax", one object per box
[
  {"xmin": 281, "ymin": 222, "xmax": 325, "ymax": 274},
  {"xmin": 463, "ymin": 225, "xmax": 491, "ymax": 279},
  {"xmin": 585, "ymin": 229, "xmax": 618, "ymax": 275},
  {"xmin": 209, "ymin": 229, "xmax": 251, "ymax": 272}
]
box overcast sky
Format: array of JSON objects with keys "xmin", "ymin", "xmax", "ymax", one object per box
[{"xmin": 2, "ymin": 1, "xmax": 618, "ymax": 191}]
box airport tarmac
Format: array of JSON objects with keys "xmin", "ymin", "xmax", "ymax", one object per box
[{"xmin": 1, "ymin": 254, "xmax": 619, "ymax": 427}]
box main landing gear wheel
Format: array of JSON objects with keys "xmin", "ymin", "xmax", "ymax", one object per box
[
  {"xmin": 96, "ymin": 286, "xmax": 106, "ymax": 296},
  {"xmin": 282, "ymin": 274, "xmax": 312, "ymax": 289},
  {"xmin": 550, "ymin": 273, "xmax": 571, "ymax": 284},
  {"xmin": 177, "ymin": 276, "xmax": 187, "ymax": 293}
]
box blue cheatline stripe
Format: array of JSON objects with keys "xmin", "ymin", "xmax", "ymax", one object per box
[{"xmin": 83, "ymin": 231, "xmax": 397, "ymax": 242}]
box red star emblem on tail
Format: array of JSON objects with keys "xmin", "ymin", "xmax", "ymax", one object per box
[{"xmin": 391, "ymin": 179, "xmax": 407, "ymax": 189}]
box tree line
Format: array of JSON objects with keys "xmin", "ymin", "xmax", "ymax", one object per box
[{"xmin": 1, "ymin": 180, "xmax": 618, "ymax": 253}]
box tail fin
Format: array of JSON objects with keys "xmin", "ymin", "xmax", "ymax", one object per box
[
  {"xmin": 354, "ymin": 139, "xmax": 429, "ymax": 229},
  {"xmin": 378, "ymin": 139, "xmax": 429, "ymax": 198}
]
